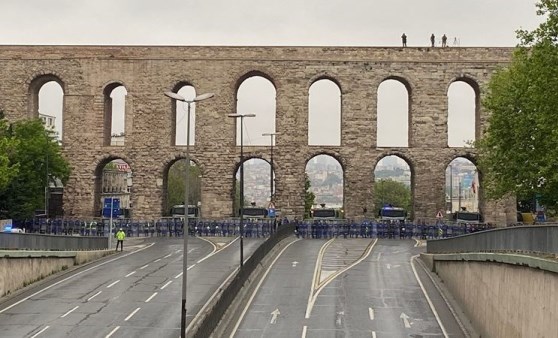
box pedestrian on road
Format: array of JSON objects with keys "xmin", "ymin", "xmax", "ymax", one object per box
[
  {"xmin": 115, "ymin": 228, "xmax": 126, "ymax": 251},
  {"xmin": 401, "ymin": 33, "xmax": 407, "ymax": 47},
  {"xmin": 430, "ymin": 33, "xmax": 435, "ymax": 47},
  {"xmin": 442, "ymin": 34, "xmax": 447, "ymax": 47}
]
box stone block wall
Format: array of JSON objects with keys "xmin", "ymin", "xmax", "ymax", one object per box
[{"xmin": 0, "ymin": 46, "xmax": 515, "ymax": 224}]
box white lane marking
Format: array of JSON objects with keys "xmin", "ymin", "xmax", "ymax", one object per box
[
  {"xmin": 305, "ymin": 239, "xmax": 334, "ymax": 318},
  {"xmin": 229, "ymin": 239, "xmax": 301, "ymax": 337},
  {"xmin": 161, "ymin": 281, "xmax": 173, "ymax": 290},
  {"xmin": 175, "ymin": 272, "xmax": 183, "ymax": 279},
  {"xmin": 187, "ymin": 248, "xmax": 195, "ymax": 254},
  {"xmin": 145, "ymin": 292, "xmax": 158, "ymax": 303},
  {"xmin": 306, "ymin": 238, "xmax": 377, "ymax": 319},
  {"xmin": 414, "ymin": 238, "xmax": 420, "ymax": 247},
  {"xmin": 30, "ymin": 326, "xmax": 49, "ymax": 338},
  {"xmin": 369, "ymin": 307, "xmax": 374, "ymax": 320},
  {"xmin": 107, "ymin": 280, "xmax": 120, "ymax": 288},
  {"xmin": 124, "ymin": 307, "xmax": 141, "ymax": 321},
  {"xmin": 301, "ymin": 325, "xmax": 308, "ymax": 338},
  {"xmin": 139, "ymin": 264, "xmax": 149, "ymax": 270},
  {"xmin": 0, "ymin": 243, "xmax": 155, "ymax": 314},
  {"xmin": 87, "ymin": 291, "xmax": 102, "ymax": 301},
  {"xmin": 186, "ymin": 236, "xmax": 248, "ymax": 333},
  {"xmin": 105, "ymin": 326, "xmax": 120, "ymax": 338},
  {"xmin": 371, "ymin": 331, "xmax": 376, "ymax": 338},
  {"xmin": 60, "ymin": 306, "xmax": 79, "ymax": 318},
  {"xmin": 125, "ymin": 271, "xmax": 136, "ymax": 277},
  {"xmin": 164, "ymin": 253, "xmax": 172, "ymax": 258},
  {"xmin": 410, "ymin": 255, "xmax": 449, "ymax": 338},
  {"xmin": 414, "ymin": 256, "xmax": 469, "ymax": 336},
  {"xmin": 196, "ymin": 236, "xmax": 234, "ymax": 264},
  {"xmin": 187, "ymin": 264, "xmax": 196, "ymax": 271},
  {"xmin": 154, "ymin": 259, "xmax": 161, "ymax": 262}
]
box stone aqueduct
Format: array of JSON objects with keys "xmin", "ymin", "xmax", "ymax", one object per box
[{"xmin": 0, "ymin": 46, "xmax": 518, "ymax": 224}]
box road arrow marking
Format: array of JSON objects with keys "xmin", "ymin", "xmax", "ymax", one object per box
[
  {"xmin": 336, "ymin": 311, "xmax": 344, "ymax": 326},
  {"xmin": 270, "ymin": 308, "xmax": 280, "ymax": 324},
  {"xmin": 292, "ymin": 261, "xmax": 299, "ymax": 267},
  {"xmin": 369, "ymin": 307, "xmax": 374, "ymax": 320},
  {"xmin": 400, "ymin": 312, "xmax": 411, "ymax": 328}
]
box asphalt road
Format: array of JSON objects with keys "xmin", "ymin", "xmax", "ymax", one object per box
[
  {"xmin": 0, "ymin": 236, "xmax": 264, "ymax": 338},
  {"xmin": 233, "ymin": 238, "xmax": 466, "ymax": 338}
]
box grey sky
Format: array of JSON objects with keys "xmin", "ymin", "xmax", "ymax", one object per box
[
  {"xmin": 4, "ymin": 0, "xmax": 544, "ymax": 146},
  {"xmin": 0, "ymin": 1, "xmax": 542, "ymax": 46}
]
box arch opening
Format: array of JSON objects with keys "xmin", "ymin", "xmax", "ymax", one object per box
[
  {"xmin": 236, "ymin": 76, "xmax": 276, "ymax": 146},
  {"xmin": 304, "ymin": 154, "xmax": 344, "ymax": 219},
  {"xmin": 308, "ymin": 79, "xmax": 341, "ymax": 146},
  {"xmin": 164, "ymin": 159, "xmax": 202, "ymax": 216},
  {"xmin": 95, "ymin": 158, "xmax": 133, "ymax": 219},
  {"xmin": 445, "ymin": 157, "xmax": 479, "ymax": 215},
  {"xmin": 373, "ymin": 155, "xmax": 412, "ymax": 219},
  {"xmin": 104, "ymin": 84, "xmax": 127, "ymax": 146},
  {"xmin": 377, "ymin": 79, "xmax": 409, "ymax": 147},
  {"xmin": 448, "ymin": 81, "xmax": 477, "ymax": 147},
  {"xmin": 37, "ymin": 81, "xmax": 64, "ymax": 143}
]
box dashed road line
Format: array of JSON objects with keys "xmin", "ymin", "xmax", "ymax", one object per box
[
  {"xmin": 161, "ymin": 281, "xmax": 173, "ymax": 290},
  {"xmin": 175, "ymin": 272, "xmax": 183, "ymax": 279},
  {"xmin": 30, "ymin": 326, "xmax": 49, "ymax": 338},
  {"xmin": 124, "ymin": 307, "xmax": 141, "ymax": 321},
  {"xmin": 139, "ymin": 264, "xmax": 149, "ymax": 270},
  {"xmin": 163, "ymin": 253, "xmax": 172, "ymax": 258},
  {"xmin": 107, "ymin": 280, "xmax": 120, "ymax": 288},
  {"xmin": 145, "ymin": 292, "xmax": 158, "ymax": 303},
  {"xmin": 61, "ymin": 306, "xmax": 79, "ymax": 318},
  {"xmin": 105, "ymin": 326, "xmax": 120, "ymax": 338},
  {"xmin": 154, "ymin": 258, "xmax": 161, "ymax": 263},
  {"xmin": 87, "ymin": 291, "xmax": 102, "ymax": 301},
  {"xmin": 125, "ymin": 271, "xmax": 136, "ymax": 277}
]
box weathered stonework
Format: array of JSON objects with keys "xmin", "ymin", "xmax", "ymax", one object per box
[{"xmin": 0, "ymin": 46, "xmax": 515, "ymax": 224}]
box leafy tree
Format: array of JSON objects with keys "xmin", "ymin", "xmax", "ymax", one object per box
[
  {"xmin": 374, "ymin": 179, "xmax": 411, "ymax": 215},
  {"xmin": 0, "ymin": 111, "xmax": 19, "ymax": 192},
  {"xmin": 0, "ymin": 115, "xmax": 71, "ymax": 219},
  {"xmin": 166, "ymin": 160, "xmax": 201, "ymax": 213},
  {"xmin": 476, "ymin": 1, "xmax": 558, "ymax": 209},
  {"xmin": 304, "ymin": 173, "xmax": 315, "ymax": 218}
]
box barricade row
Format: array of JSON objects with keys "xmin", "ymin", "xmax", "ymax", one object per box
[
  {"xmin": 9, "ymin": 218, "xmax": 494, "ymax": 239},
  {"xmin": 10, "ymin": 218, "xmax": 280, "ymax": 238}
]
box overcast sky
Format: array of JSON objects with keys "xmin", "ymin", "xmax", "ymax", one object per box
[
  {"xmin": 1, "ymin": 0, "xmax": 544, "ymax": 147},
  {"xmin": 0, "ymin": 0, "xmax": 542, "ymax": 46}
]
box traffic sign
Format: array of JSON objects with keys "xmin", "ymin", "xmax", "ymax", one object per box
[
  {"xmin": 268, "ymin": 208, "xmax": 276, "ymax": 218},
  {"xmin": 268, "ymin": 201, "xmax": 276, "ymax": 209},
  {"xmin": 436, "ymin": 211, "xmax": 444, "ymax": 219}
]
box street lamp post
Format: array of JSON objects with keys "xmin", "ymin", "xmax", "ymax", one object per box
[
  {"xmin": 262, "ymin": 132, "xmax": 280, "ymax": 232},
  {"xmin": 228, "ymin": 113, "xmax": 256, "ymax": 267},
  {"xmin": 164, "ymin": 90, "xmax": 214, "ymax": 338}
]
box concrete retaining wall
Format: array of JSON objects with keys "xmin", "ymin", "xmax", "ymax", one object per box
[
  {"xmin": 0, "ymin": 250, "xmax": 112, "ymax": 298},
  {"xmin": 422, "ymin": 253, "xmax": 558, "ymax": 337}
]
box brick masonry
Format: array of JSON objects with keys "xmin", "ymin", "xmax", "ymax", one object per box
[{"xmin": 0, "ymin": 45, "xmax": 517, "ymax": 224}]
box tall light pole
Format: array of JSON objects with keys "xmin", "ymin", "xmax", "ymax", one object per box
[
  {"xmin": 164, "ymin": 90, "xmax": 214, "ymax": 338},
  {"xmin": 262, "ymin": 132, "xmax": 280, "ymax": 232},
  {"xmin": 228, "ymin": 113, "xmax": 256, "ymax": 267}
]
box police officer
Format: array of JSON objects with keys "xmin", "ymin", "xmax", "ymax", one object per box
[{"xmin": 115, "ymin": 228, "xmax": 126, "ymax": 252}]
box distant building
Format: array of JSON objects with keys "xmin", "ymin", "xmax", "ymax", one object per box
[
  {"xmin": 101, "ymin": 159, "xmax": 132, "ymax": 214},
  {"xmin": 39, "ymin": 113, "xmax": 60, "ymax": 140}
]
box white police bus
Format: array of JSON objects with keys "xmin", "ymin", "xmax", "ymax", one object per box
[
  {"xmin": 378, "ymin": 206, "xmax": 407, "ymax": 223},
  {"xmin": 170, "ymin": 205, "xmax": 200, "ymax": 219}
]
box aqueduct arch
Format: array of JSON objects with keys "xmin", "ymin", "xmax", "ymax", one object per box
[{"xmin": 0, "ymin": 46, "xmax": 517, "ymax": 224}]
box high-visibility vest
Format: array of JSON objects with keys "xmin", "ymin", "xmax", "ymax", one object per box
[{"xmin": 116, "ymin": 231, "xmax": 125, "ymax": 240}]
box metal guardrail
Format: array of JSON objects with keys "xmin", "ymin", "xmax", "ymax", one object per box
[
  {"xmin": 426, "ymin": 225, "xmax": 558, "ymax": 255},
  {"xmin": 192, "ymin": 223, "xmax": 296, "ymax": 338},
  {"xmin": 0, "ymin": 232, "xmax": 108, "ymax": 251}
]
